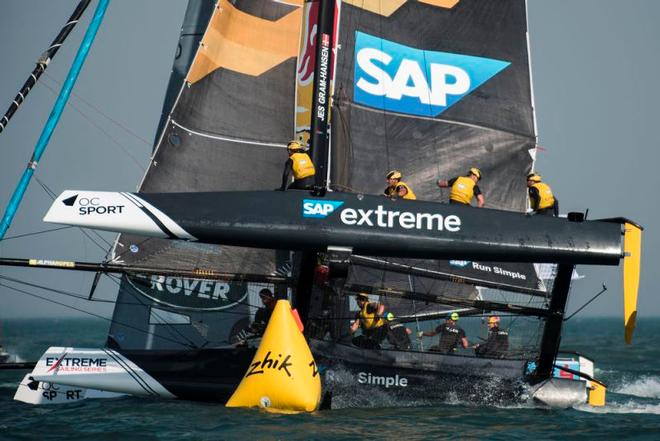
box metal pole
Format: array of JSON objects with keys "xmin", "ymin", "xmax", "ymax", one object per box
[
  {"xmin": 0, "ymin": 0, "xmax": 110, "ymax": 239},
  {"xmin": 0, "ymin": 0, "xmax": 92, "ymax": 134}
]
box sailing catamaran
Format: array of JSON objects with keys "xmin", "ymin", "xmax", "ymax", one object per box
[{"xmin": 3, "ymin": 0, "xmax": 641, "ymax": 410}]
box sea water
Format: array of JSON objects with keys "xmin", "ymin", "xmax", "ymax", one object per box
[{"xmin": 1, "ymin": 317, "xmax": 658, "ymax": 440}]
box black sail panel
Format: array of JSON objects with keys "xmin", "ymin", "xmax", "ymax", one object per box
[{"xmin": 109, "ymin": 0, "xmax": 303, "ymax": 350}]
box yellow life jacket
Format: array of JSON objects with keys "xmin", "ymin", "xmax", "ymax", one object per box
[
  {"xmin": 531, "ymin": 182, "xmax": 555, "ymax": 209},
  {"xmin": 396, "ymin": 182, "xmax": 417, "ymax": 200},
  {"xmin": 360, "ymin": 303, "xmax": 386, "ymax": 330},
  {"xmin": 450, "ymin": 176, "xmax": 476, "ymax": 204},
  {"xmin": 291, "ymin": 152, "xmax": 315, "ymax": 180}
]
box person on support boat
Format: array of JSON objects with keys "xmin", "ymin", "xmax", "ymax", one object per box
[
  {"xmin": 383, "ymin": 170, "xmax": 417, "ymax": 200},
  {"xmin": 436, "ymin": 168, "xmax": 485, "ymax": 207},
  {"xmin": 417, "ymin": 312, "xmax": 469, "ymax": 354},
  {"xmin": 350, "ymin": 292, "xmax": 391, "ymax": 349},
  {"xmin": 280, "ymin": 140, "xmax": 315, "ymax": 191},
  {"xmin": 526, "ymin": 173, "xmax": 558, "ymax": 216},
  {"xmin": 474, "ymin": 315, "xmax": 509, "ymax": 358}
]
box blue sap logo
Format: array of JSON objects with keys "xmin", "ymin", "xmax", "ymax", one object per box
[
  {"xmin": 302, "ymin": 199, "xmax": 345, "ymax": 218},
  {"xmin": 354, "ymin": 32, "xmax": 510, "ymax": 117},
  {"xmin": 449, "ymin": 260, "xmax": 471, "ymax": 268}
]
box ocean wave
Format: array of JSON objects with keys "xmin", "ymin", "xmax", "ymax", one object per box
[
  {"xmin": 575, "ymin": 400, "xmax": 660, "ymax": 415},
  {"xmin": 612, "ymin": 376, "xmax": 660, "ymax": 399}
]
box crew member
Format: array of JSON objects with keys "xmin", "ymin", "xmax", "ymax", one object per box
[
  {"xmin": 437, "ymin": 168, "xmax": 485, "ymax": 207},
  {"xmin": 527, "ymin": 173, "xmax": 558, "ymax": 216},
  {"xmin": 350, "ymin": 292, "xmax": 391, "ymax": 349},
  {"xmin": 383, "ymin": 170, "xmax": 417, "ymax": 200},
  {"xmin": 280, "ymin": 140, "xmax": 315, "ymax": 191},
  {"xmin": 250, "ymin": 288, "xmax": 277, "ymax": 335},
  {"xmin": 474, "ymin": 316, "xmax": 509, "ymax": 358},
  {"xmin": 417, "ymin": 312, "xmax": 469, "ymax": 354}
]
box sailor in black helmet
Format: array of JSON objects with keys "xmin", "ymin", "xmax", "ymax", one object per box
[
  {"xmin": 250, "ymin": 288, "xmax": 277, "ymax": 335},
  {"xmin": 280, "ymin": 140, "xmax": 316, "ymax": 191}
]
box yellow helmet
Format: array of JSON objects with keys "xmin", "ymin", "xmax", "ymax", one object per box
[
  {"xmin": 449, "ymin": 312, "xmax": 460, "ymax": 321},
  {"xmin": 287, "ymin": 140, "xmax": 304, "ymax": 151},
  {"xmin": 386, "ymin": 170, "xmax": 402, "ymax": 180},
  {"xmin": 469, "ymin": 167, "xmax": 481, "ymax": 180},
  {"xmin": 527, "ymin": 173, "xmax": 542, "ymax": 182},
  {"xmin": 488, "ymin": 316, "xmax": 500, "ymax": 325}
]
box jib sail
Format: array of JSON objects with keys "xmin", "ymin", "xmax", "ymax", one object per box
[{"xmin": 108, "ymin": 0, "xmax": 304, "ymax": 350}]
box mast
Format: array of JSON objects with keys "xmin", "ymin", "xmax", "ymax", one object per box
[
  {"xmin": 0, "ymin": 0, "xmax": 109, "ymax": 240},
  {"xmin": 532, "ymin": 263, "xmax": 574, "ymax": 380},
  {"xmin": 0, "ymin": 0, "xmax": 92, "ymax": 135},
  {"xmin": 308, "ymin": 0, "xmax": 338, "ymax": 194}
]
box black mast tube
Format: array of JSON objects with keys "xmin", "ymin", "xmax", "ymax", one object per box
[
  {"xmin": 533, "ymin": 263, "xmax": 574, "ymax": 380},
  {"xmin": 0, "ymin": 0, "xmax": 92, "ymax": 135},
  {"xmin": 308, "ymin": 0, "xmax": 336, "ymax": 194}
]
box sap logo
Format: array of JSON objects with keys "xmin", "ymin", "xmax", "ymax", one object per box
[
  {"xmin": 302, "ymin": 199, "xmax": 344, "ymax": 218},
  {"xmin": 354, "ymin": 31, "xmax": 510, "ymax": 117},
  {"xmin": 449, "ymin": 260, "xmax": 471, "ymax": 268}
]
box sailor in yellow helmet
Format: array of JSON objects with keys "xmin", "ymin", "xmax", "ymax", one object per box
[
  {"xmin": 383, "ymin": 170, "xmax": 417, "ymax": 200},
  {"xmin": 474, "ymin": 315, "xmax": 509, "ymax": 358},
  {"xmin": 526, "ymin": 173, "xmax": 558, "ymax": 216},
  {"xmin": 436, "ymin": 168, "xmax": 485, "ymax": 207},
  {"xmin": 350, "ymin": 293, "xmax": 392, "ymax": 349},
  {"xmin": 280, "ymin": 140, "xmax": 316, "ymax": 191}
]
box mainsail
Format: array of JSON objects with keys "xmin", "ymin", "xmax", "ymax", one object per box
[
  {"xmin": 108, "ymin": 0, "xmax": 304, "ymax": 351},
  {"xmin": 327, "ymin": 0, "xmax": 544, "ymax": 327}
]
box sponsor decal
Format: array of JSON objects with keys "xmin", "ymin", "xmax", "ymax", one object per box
[
  {"xmin": 470, "ymin": 262, "xmax": 527, "ymax": 280},
  {"xmin": 246, "ymin": 351, "xmax": 293, "ymax": 378},
  {"xmin": 128, "ymin": 275, "xmax": 249, "ymax": 311},
  {"xmin": 45, "ymin": 355, "xmax": 108, "ymax": 373},
  {"xmin": 40, "ymin": 382, "xmax": 83, "ymax": 401},
  {"xmin": 316, "ymin": 33, "xmax": 331, "ymax": 122},
  {"xmin": 357, "ymin": 371, "xmax": 408, "ymax": 388},
  {"xmin": 65, "ymin": 195, "xmax": 125, "ymax": 215},
  {"xmin": 354, "ymin": 31, "xmax": 510, "ymax": 117},
  {"xmin": 303, "ymin": 199, "xmax": 345, "ymax": 218},
  {"xmin": 303, "ymin": 199, "xmax": 462, "ymax": 232},
  {"xmin": 449, "ymin": 260, "xmax": 471, "ymax": 268}
]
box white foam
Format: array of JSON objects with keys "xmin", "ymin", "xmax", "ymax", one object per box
[
  {"xmin": 613, "ymin": 376, "xmax": 660, "ymax": 399},
  {"xmin": 575, "ymin": 400, "xmax": 660, "ymax": 415}
]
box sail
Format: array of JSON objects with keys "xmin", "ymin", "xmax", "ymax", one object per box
[
  {"xmin": 108, "ymin": 0, "xmax": 304, "ymax": 350},
  {"xmin": 329, "ymin": 0, "xmax": 541, "ymax": 312}
]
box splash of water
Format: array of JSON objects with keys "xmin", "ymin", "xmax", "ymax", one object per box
[
  {"xmin": 612, "ymin": 376, "xmax": 660, "ymax": 399},
  {"xmin": 575, "ymin": 400, "xmax": 660, "ymax": 415}
]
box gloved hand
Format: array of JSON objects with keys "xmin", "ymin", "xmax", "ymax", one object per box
[{"xmin": 417, "ymin": 331, "xmax": 424, "ymax": 339}]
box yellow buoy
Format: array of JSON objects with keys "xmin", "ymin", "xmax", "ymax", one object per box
[{"xmin": 226, "ymin": 300, "xmax": 321, "ymax": 413}]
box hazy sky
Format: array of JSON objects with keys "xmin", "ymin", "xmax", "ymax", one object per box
[{"xmin": 0, "ymin": 0, "xmax": 658, "ymax": 321}]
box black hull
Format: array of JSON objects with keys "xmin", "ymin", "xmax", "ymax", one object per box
[{"xmin": 119, "ymin": 342, "xmax": 530, "ymax": 408}]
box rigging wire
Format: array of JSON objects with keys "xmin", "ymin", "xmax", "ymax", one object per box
[
  {"xmin": 39, "ymin": 75, "xmax": 147, "ymax": 172},
  {"xmin": 0, "ymin": 226, "xmax": 73, "ymax": 241},
  {"xmin": 0, "ymin": 282, "xmax": 198, "ymax": 348},
  {"xmin": 43, "ymin": 72, "xmax": 153, "ymax": 147}
]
